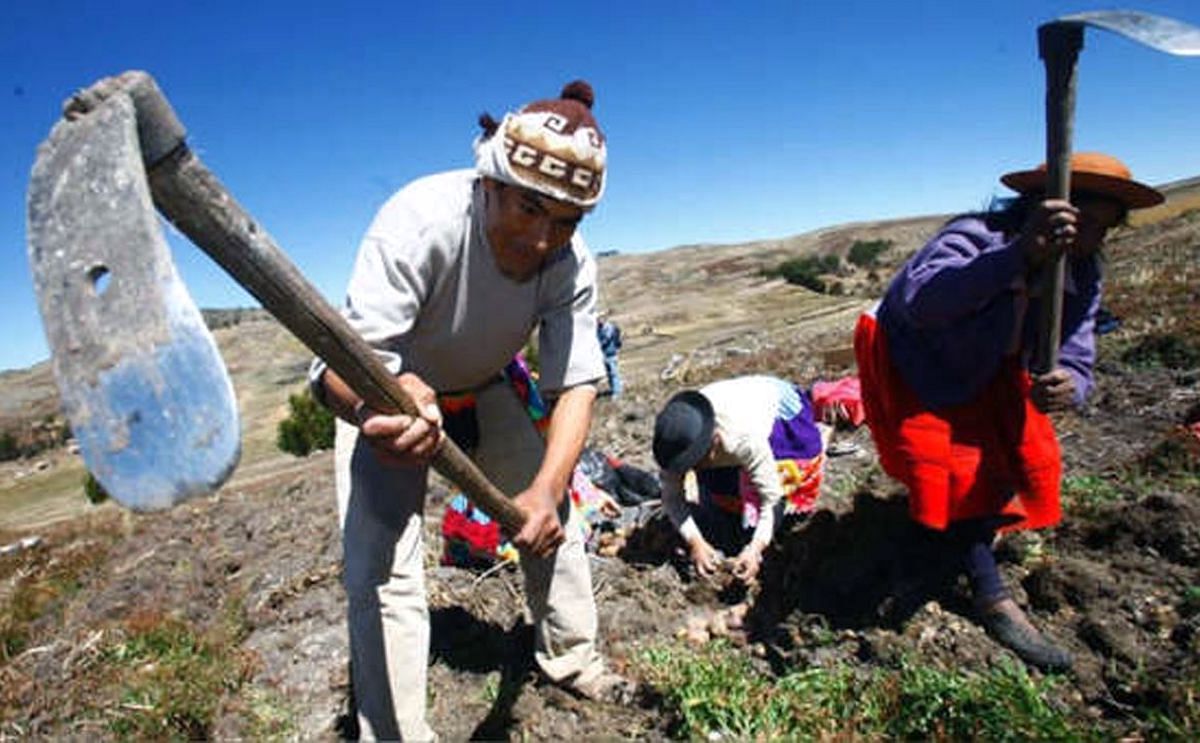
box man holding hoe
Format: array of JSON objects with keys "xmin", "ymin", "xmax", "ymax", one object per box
[{"xmin": 312, "ymin": 81, "xmax": 625, "ymax": 739}]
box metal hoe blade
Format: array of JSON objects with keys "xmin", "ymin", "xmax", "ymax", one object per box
[
  {"xmin": 26, "ymin": 94, "xmax": 240, "ymax": 510},
  {"xmin": 1058, "ymin": 10, "xmax": 1200, "ymax": 55},
  {"xmin": 25, "ymin": 71, "xmax": 524, "ymax": 530}
]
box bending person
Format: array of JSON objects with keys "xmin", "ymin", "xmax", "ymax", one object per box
[
  {"xmin": 653, "ymin": 375, "xmax": 826, "ymax": 584},
  {"xmin": 855, "ymin": 152, "xmax": 1162, "ymax": 672}
]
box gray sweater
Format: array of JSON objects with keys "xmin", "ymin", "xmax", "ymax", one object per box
[{"xmin": 311, "ymin": 169, "xmax": 605, "ymax": 397}]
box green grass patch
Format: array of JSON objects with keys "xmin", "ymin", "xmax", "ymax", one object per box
[
  {"xmin": 0, "ymin": 461, "xmax": 90, "ymax": 528},
  {"xmin": 239, "ymin": 686, "xmax": 298, "ymax": 740},
  {"xmin": 1, "ymin": 529, "xmax": 115, "ymax": 663},
  {"xmin": 0, "ymin": 432, "xmax": 18, "ymax": 462},
  {"xmin": 1181, "ymin": 586, "xmax": 1200, "ymax": 619},
  {"xmin": 1143, "ymin": 671, "xmax": 1200, "ymax": 741},
  {"xmin": 1135, "ymin": 431, "xmax": 1200, "ymax": 481},
  {"xmin": 82, "ymin": 472, "xmax": 109, "ymax": 505},
  {"xmin": 2, "ymin": 534, "xmax": 282, "ymax": 738},
  {"xmin": 1061, "ymin": 474, "xmax": 1124, "ymax": 516},
  {"xmin": 100, "ymin": 602, "xmax": 257, "ymax": 739},
  {"xmin": 1119, "ymin": 333, "xmax": 1200, "ymax": 370},
  {"xmin": 635, "ymin": 640, "xmax": 1082, "ymax": 740}
]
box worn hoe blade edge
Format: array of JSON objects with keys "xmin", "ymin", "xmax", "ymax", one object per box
[
  {"xmin": 1058, "ymin": 10, "xmax": 1200, "ymax": 55},
  {"xmin": 26, "ymin": 94, "xmax": 240, "ymax": 510}
]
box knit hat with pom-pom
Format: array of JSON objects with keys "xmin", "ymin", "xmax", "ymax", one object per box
[{"xmin": 474, "ymin": 80, "xmax": 607, "ymax": 208}]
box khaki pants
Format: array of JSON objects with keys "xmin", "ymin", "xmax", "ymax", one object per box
[{"xmin": 335, "ymin": 382, "xmax": 604, "ymax": 741}]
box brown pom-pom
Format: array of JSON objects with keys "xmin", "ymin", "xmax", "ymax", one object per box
[
  {"xmin": 478, "ymin": 112, "xmax": 500, "ymax": 139},
  {"xmin": 560, "ymin": 80, "xmax": 595, "ymax": 110}
]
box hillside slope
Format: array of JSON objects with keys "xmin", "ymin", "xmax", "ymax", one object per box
[{"xmin": 2, "ymin": 181, "xmax": 1200, "ymax": 739}]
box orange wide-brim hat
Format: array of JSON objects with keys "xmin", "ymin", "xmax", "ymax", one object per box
[{"xmin": 1000, "ymin": 152, "xmax": 1164, "ymax": 209}]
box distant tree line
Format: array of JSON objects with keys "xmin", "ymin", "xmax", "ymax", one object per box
[
  {"xmin": 847, "ymin": 239, "xmax": 892, "ymax": 268},
  {"xmin": 201, "ymin": 307, "xmax": 271, "ymax": 330},
  {"xmin": 0, "ymin": 432, "xmax": 17, "ymax": 462},
  {"xmin": 0, "ymin": 417, "xmax": 70, "ymax": 462},
  {"xmin": 764, "ymin": 239, "xmax": 894, "ymax": 294},
  {"xmin": 763, "ymin": 253, "xmax": 842, "ymax": 293}
]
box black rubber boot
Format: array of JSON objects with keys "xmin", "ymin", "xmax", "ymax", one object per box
[{"xmin": 979, "ymin": 605, "xmax": 1072, "ymax": 673}]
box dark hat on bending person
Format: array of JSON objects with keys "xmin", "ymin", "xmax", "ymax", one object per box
[{"xmin": 653, "ymin": 390, "xmax": 715, "ymax": 475}]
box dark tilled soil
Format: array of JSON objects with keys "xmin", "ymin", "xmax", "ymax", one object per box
[{"xmin": 4, "ymin": 342, "xmax": 1198, "ymax": 739}]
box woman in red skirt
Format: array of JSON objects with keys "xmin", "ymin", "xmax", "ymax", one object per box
[{"xmin": 855, "ymin": 153, "xmax": 1162, "ymax": 671}]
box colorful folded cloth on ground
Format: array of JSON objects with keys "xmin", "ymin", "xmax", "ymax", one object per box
[
  {"xmin": 697, "ymin": 451, "xmax": 825, "ymax": 530},
  {"xmin": 442, "ymin": 494, "xmax": 516, "ymax": 567},
  {"xmin": 570, "ymin": 467, "xmax": 617, "ymax": 546},
  {"xmin": 440, "ymin": 353, "xmax": 621, "ymax": 568},
  {"xmin": 577, "ymin": 447, "xmax": 660, "ymax": 505},
  {"xmin": 441, "ymin": 472, "xmax": 618, "ymax": 567},
  {"xmin": 811, "ymin": 376, "xmax": 866, "ymax": 427}
]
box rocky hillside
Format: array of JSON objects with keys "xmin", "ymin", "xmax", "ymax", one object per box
[{"xmin": 2, "ymin": 180, "xmax": 1200, "ymax": 739}]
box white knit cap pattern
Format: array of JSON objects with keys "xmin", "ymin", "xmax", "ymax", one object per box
[{"xmin": 473, "ymin": 83, "xmax": 607, "ymax": 208}]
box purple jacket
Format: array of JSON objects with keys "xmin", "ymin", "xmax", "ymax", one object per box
[{"xmin": 878, "ymin": 216, "xmax": 1099, "ymax": 409}]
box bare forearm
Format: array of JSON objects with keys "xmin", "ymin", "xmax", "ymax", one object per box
[
  {"xmin": 318, "ymin": 368, "xmax": 362, "ymax": 424},
  {"xmin": 317, "ymin": 368, "xmax": 442, "ymax": 467}
]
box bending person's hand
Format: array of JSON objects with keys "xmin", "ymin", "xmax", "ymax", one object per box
[
  {"xmin": 1031, "ymin": 367, "xmax": 1077, "ymax": 413},
  {"xmin": 356, "ymin": 372, "xmax": 443, "ymax": 467},
  {"xmin": 512, "ymin": 484, "xmax": 566, "ymax": 558},
  {"xmin": 687, "ymin": 536, "xmax": 722, "ymax": 579},
  {"xmin": 731, "ymin": 541, "xmax": 765, "ymax": 584},
  {"xmin": 1019, "ymin": 199, "xmax": 1079, "ymax": 270}
]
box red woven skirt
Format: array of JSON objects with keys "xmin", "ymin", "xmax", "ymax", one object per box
[{"xmin": 853, "ymin": 313, "xmax": 1061, "ymax": 532}]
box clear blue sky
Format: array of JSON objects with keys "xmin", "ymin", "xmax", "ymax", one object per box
[{"xmin": 2, "ymin": 0, "xmax": 1198, "ymax": 371}]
